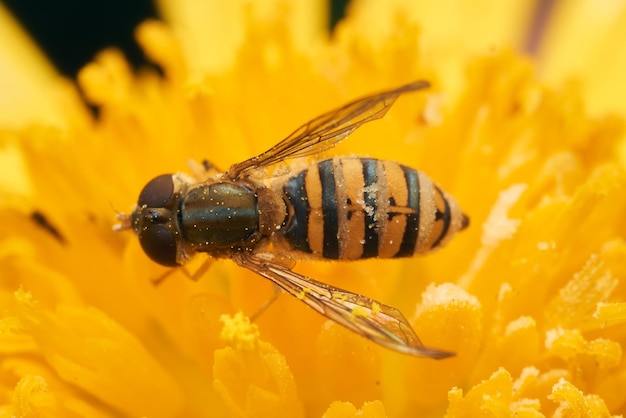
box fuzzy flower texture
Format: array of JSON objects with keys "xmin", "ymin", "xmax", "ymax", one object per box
[{"xmin": 1, "ymin": 1, "xmax": 626, "ymax": 417}]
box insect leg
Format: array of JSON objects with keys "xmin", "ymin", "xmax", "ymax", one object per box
[
  {"xmin": 187, "ymin": 159, "xmax": 222, "ymax": 181},
  {"xmin": 249, "ymin": 286, "xmax": 282, "ymax": 321}
]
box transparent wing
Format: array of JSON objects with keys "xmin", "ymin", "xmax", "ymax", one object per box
[
  {"xmin": 233, "ymin": 252, "xmax": 453, "ymax": 359},
  {"xmin": 228, "ymin": 80, "xmax": 430, "ymax": 179}
]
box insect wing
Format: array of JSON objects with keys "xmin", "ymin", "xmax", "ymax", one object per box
[
  {"xmin": 228, "ymin": 80, "xmax": 430, "ymax": 178},
  {"xmin": 233, "ymin": 253, "xmax": 453, "ymax": 359}
]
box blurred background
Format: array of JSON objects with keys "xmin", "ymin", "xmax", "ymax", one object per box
[{"xmin": 3, "ymin": 0, "xmax": 349, "ymax": 77}]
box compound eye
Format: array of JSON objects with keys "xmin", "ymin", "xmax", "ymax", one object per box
[
  {"xmin": 138, "ymin": 224, "xmax": 179, "ymax": 266},
  {"xmin": 138, "ymin": 174, "xmax": 174, "ymax": 208}
]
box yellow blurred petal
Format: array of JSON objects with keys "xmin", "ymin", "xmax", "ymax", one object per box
[
  {"xmin": 13, "ymin": 289, "xmax": 183, "ymax": 417},
  {"xmin": 595, "ymin": 302, "xmax": 626, "ymax": 327},
  {"xmin": 545, "ymin": 253, "xmax": 618, "ymax": 331},
  {"xmin": 458, "ymin": 183, "xmax": 527, "ymax": 288},
  {"xmin": 509, "ymin": 401, "xmax": 544, "ymax": 418},
  {"xmin": 540, "ymin": 0, "xmax": 626, "ymax": 115},
  {"xmin": 135, "ymin": 20, "xmax": 188, "ymax": 86},
  {"xmin": 512, "ymin": 367, "xmax": 541, "ymax": 398},
  {"xmin": 323, "ymin": 402, "xmax": 359, "ymax": 418},
  {"xmin": 0, "ymin": 4, "xmax": 87, "ymax": 129},
  {"xmin": 323, "ymin": 400, "xmax": 387, "ymax": 418},
  {"xmin": 156, "ymin": 0, "xmax": 326, "ymax": 75},
  {"xmin": 501, "ymin": 316, "xmax": 540, "ymax": 372},
  {"xmin": 414, "ymin": 283, "xmax": 482, "ymax": 358},
  {"xmin": 545, "ymin": 328, "xmax": 586, "ymax": 359},
  {"xmin": 545, "ymin": 327, "xmax": 622, "ymax": 369},
  {"xmin": 6, "ymin": 373, "xmax": 114, "ymax": 418},
  {"xmin": 549, "ymin": 378, "xmax": 615, "ymax": 418},
  {"xmin": 345, "ymin": 0, "xmax": 534, "ymax": 98},
  {"xmin": 0, "ymin": 316, "xmax": 38, "ymax": 354},
  {"xmin": 381, "ymin": 284, "xmax": 482, "ymax": 415},
  {"xmin": 77, "ymin": 49, "xmax": 134, "ymax": 107},
  {"xmin": 0, "ymin": 141, "xmax": 33, "ymax": 203},
  {"xmin": 312, "ymin": 321, "xmax": 383, "ymax": 414},
  {"xmin": 445, "ymin": 368, "xmax": 514, "ymax": 418},
  {"xmin": 596, "ymin": 369, "xmax": 626, "ymax": 413},
  {"xmin": 0, "ymin": 238, "xmax": 83, "ymax": 307},
  {"xmin": 586, "ymin": 339, "xmax": 622, "ymax": 369},
  {"xmin": 446, "ymin": 368, "xmax": 557, "ymax": 417},
  {"xmin": 213, "ymin": 313, "xmax": 304, "ymax": 418},
  {"xmin": 10, "ymin": 375, "xmax": 56, "ymax": 418}
]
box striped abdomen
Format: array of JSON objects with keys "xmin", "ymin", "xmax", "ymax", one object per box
[{"xmin": 280, "ymin": 157, "xmax": 468, "ymax": 260}]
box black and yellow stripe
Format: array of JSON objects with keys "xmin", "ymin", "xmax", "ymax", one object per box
[{"xmin": 282, "ymin": 157, "xmax": 464, "ymax": 260}]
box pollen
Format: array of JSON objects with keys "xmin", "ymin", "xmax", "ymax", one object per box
[
  {"xmin": 219, "ymin": 312, "xmax": 260, "ymax": 351},
  {"xmin": 296, "ymin": 287, "xmax": 311, "ymax": 300},
  {"xmin": 351, "ymin": 305, "xmax": 370, "ymax": 318}
]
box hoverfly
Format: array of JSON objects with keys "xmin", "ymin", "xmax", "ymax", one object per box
[{"xmin": 115, "ymin": 81, "xmax": 468, "ymax": 358}]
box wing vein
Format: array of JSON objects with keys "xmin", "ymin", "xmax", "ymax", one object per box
[
  {"xmin": 233, "ymin": 252, "xmax": 453, "ymax": 358},
  {"xmin": 228, "ymin": 80, "xmax": 430, "ymax": 178}
]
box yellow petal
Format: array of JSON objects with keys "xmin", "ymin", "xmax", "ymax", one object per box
[
  {"xmin": 312, "ymin": 321, "xmax": 383, "ymax": 415},
  {"xmin": 12, "ymin": 289, "xmax": 183, "ymax": 417},
  {"xmin": 323, "ymin": 400, "xmax": 387, "ymax": 418},
  {"xmin": 156, "ymin": 0, "xmax": 326, "ymax": 75},
  {"xmin": 595, "ymin": 302, "xmax": 626, "ymax": 327},
  {"xmin": 213, "ymin": 313, "xmax": 304, "ymax": 417},
  {"xmin": 544, "ymin": 254, "xmax": 618, "ymax": 331},
  {"xmin": 445, "ymin": 368, "xmax": 514, "ymax": 418},
  {"xmin": 10, "ymin": 375, "xmax": 56, "ymax": 418},
  {"xmin": 382, "ymin": 284, "xmax": 482, "ymax": 415},
  {"xmin": 6, "ymin": 374, "xmax": 114, "ymax": 418},
  {"xmin": 540, "ymin": 0, "xmax": 626, "ymax": 115},
  {"xmin": 549, "ymin": 378, "xmax": 615, "ymax": 417},
  {"xmin": 0, "ymin": 4, "xmax": 87, "ymax": 129},
  {"xmin": 0, "ymin": 141, "xmax": 33, "ymax": 203}
]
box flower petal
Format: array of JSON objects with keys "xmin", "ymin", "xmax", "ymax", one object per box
[
  {"xmin": 156, "ymin": 0, "xmax": 326, "ymax": 74},
  {"xmin": 539, "ymin": 0, "xmax": 626, "ymax": 115},
  {"xmin": 549, "ymin": 378, "xmax": 614, "ymax": 417},
  {"xmin": 12, "ymin": 289, "xmax": 183, "ymax": 417},
  {"xmin": 323, "ymin": 400, "xmax": 387, "ymax": 418},
  {"xmin": 0, "ymin": 4, "xmax": 87, "ymax": 129},
  {"xmin": 213, "ymin": 313, "xmax": 304, "ymax": 417}
]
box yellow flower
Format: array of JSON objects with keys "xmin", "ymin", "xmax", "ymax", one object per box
[{"xmin": 1, "ymin": 1, "xmax": 626, "ymax": 417}]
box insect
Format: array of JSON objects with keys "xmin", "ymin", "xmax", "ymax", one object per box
[{"xmin": 115, "ymin": 80, "xmax": 469, "ymax": 358}]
